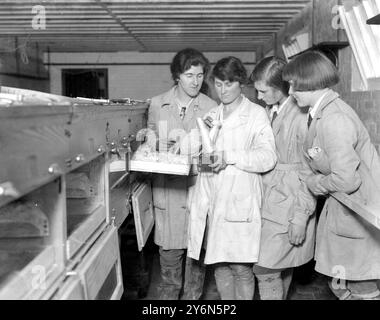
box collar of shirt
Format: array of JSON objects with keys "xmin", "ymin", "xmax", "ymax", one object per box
[
  {"xmin": 308, "ymin": 90, "xmax": 329, "ymax": 119},
  {"xmin": 269, "ymin": 96, "xmax": 291, "ymax": 119},
  {"xmin": 160, "ymin": 85, "xmax": 200, "ymax": 112}
]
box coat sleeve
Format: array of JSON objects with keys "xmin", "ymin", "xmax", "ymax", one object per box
[
  {"xmin": 309, "ymin": 112, "xmax": 362, "ymax": 194},
  {"xmin": 224, "ymin": 109, "xmax": 277, "ymax": 173},
  {"xmin": 290, "ymin": 118, "xmax": 317, "ymax": 227}
]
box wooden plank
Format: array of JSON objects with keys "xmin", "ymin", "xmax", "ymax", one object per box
[
  {"xmin": 331, "ymin": 192, "xmax": 380, "ymax": 230},
  {"xmin": 110, "ymin": 186, "xmax": 130, "ymax": 228},
  {"xmin": 66, "ymin": 173, "xmax": 92, "ymax": 198},
  {"xmin": 0, "ymin": 199, "xmax": 49, "ymax": 238},
  {"xmin": 76, "ymin": 226, "xmax": 121, "ymax": 300},
  {"xmin": 0, "ymin": 244, "xmax": 62, "ymax": 299},
  {"xmin": 51, "ymin": 276, "xmax": 85, "ymax": 300},
  {"xmin": 131, "ymin": 182, "xmax": 154, "ymax": 252},
  {"xmin": 66, "ymin": 204, "xmax": 107, "ymax": 259},
  {"xmin": 313, "ymin": 0, "xmax": 339, "ymax": 43},
  {"xmin": 353, "ymin": 4, "xmax": 380, "ymax": 77},
  {"xmin": 338, "ymin": 6, "xmax": 371, "ymax": 88}
]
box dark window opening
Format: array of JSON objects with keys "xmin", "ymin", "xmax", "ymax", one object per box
[{"xmin": 62, "ymin": 68, "xmax": 108, "ymax": 99}]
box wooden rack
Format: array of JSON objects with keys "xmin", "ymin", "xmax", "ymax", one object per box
[{"xmin": 0, "ymin": 98, "xmax": 148, "ymax": 299}]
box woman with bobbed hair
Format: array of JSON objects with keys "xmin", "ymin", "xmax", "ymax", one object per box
[
  {"xmin": 187, "ymin": 56, "xmax": 277, "ymax": 300},
  {"xmin": 283, "ymin": 50, "xmax": 380, "ymax": 300},
  {"xmin": 249, "ymin": 56, "xmax": 317, "ymax": 300}
]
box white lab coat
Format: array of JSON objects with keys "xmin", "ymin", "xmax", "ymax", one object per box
[{"xmin": 187, "ymin": 96, "xmax": 277, "ymax": 264}]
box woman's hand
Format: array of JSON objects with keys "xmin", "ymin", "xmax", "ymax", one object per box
[
  {"xmin": 208, "ymin": 151, "xmax": 227, "ymax": 173},
  {"xmin": 288, "ymin": 223, "xmax": 306, "ymax": 246}
]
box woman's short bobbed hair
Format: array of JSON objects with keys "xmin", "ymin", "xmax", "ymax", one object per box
[
  {"xmin": 282, "ymin": 50, "xmax": 340, "ymax": 91},
  {"xmin": 170, "ymin": 48, "xmax": 210, "ymax": 82},
  {"xmin": 211, "ymin": 56, "xmax": 248, "ymax": 85},
  {"xmin": 249, "ymin": 56, "xmax": 289, "ymax": 95}
]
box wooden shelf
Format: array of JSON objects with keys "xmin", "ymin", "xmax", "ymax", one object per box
[
  {"xmin": 288, "ymin": 42, "xmax": 349, "ymax": 67},
  {"xmin": 288, "ymin": 42, "xmax": 349, "ymax": 59},
  {"xmin": 367, "ymin": 13, "xmax": 380, "ymax": 25}
]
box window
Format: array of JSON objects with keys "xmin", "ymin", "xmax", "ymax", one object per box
[
  {"xmin": 62, "ymin": 68, "xmax": 108, "ymax": 99},
  {"xmin": 338, "ymin": 0, "xmax": 380, "ymax": 90}
]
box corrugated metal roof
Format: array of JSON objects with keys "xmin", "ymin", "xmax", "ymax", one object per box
[{"xmin": 0, "ymin": 0, "xmax": 312, "ymax": 52}]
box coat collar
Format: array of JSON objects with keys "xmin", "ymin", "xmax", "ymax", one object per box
[
  {"xmin": 160, "ymin": 85, "xmax": 201, "ymax": 111},
  {"xmin": 312, "ymin": 89, "xmax": 340, "ymax": 120},
  {"xmin": 304, "ymin": 89, "xmax": 340, "ymax": 151},
  {"xmin": 218, "ymin": 95, "xmax": 251, "ymax": 129},
  {"xmin": 271, "ymin": 96, "xmax": 296, "ymax": 136}
]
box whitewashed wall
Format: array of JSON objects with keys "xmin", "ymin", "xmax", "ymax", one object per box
[{"xmin": 48, "ymin": 51, "xmax": 256, "ymax": 100}]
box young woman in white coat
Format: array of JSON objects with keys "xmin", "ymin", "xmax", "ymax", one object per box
[
  {"xmin": 187, "ymin": 56, "xmax": 277, "ymax": 300},
  {"xmin": 249, "ymin": 57, "xmax": 317, "ymax": 300},
  {"xmin": 283, "ymin": 51, "xmax": 380, "ymax": 300}
]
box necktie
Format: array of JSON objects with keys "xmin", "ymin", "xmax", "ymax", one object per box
[
  {"xmin": 307, "ymin": 113, "xmax": 313, "ymax": 129},
  {"xmin": 179, "ymin": 106, "xmax": 186, "ymax": 120},
  {"xmin": 271, "ymin": 111, "xmax": 278, "ymax": 126}
]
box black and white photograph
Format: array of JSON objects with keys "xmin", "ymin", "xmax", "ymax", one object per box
[{"xmin": 0, "ymin": 0, "xmax": 380, "ymax": 306}]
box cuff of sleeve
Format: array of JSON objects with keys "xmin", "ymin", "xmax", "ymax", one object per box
[
  {"xmin": 224, "ymin": 151, "xmax": 237, "ymax": 165},
  {"xmin": 315, "ymin": 175, "xmax": 330, "ymax": 195},
  {"xmin": 289, "ymin": 211, "xmax": 309, "ymax": 227}
]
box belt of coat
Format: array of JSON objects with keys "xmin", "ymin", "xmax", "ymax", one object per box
[{"xmin": 275, "ymin": 163, "xmax": 303, "ymax": 171}]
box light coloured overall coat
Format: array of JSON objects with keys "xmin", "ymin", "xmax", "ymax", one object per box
[
  {"xmin": 148, "ymin": 86, "xmax": 217, "ymax": 250},
  {"xmin": 305, "ymin": 89, "xmax": 380, "ymax": 280},
  {"xmin": 258, "ymin": 97, "xmax": 317, "ymax": 269},
  {"xmin": 187, "ymin": 96, "xmax": 277, "ymax": 264}
]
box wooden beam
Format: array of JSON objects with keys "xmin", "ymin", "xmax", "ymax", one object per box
[
  {"xmin": 331, "ymin": 192, "xmax": 380, "ymax": 230},
  {"xmin": 94, "ymin": 0, "xmax": 146, "ymax": 51}
]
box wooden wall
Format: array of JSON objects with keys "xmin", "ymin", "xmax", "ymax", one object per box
[{"xmin": 0, "ymin": 37, "xmax": 49, "ymax": 92}]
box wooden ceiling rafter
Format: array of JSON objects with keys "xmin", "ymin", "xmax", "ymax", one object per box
[{"xmin": 0, "ymin": 0, "xmax": 312, "ymax": 52}]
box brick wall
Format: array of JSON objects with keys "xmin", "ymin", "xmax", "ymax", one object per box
[{"xmin": 336, "ymin": 42, "xmax": 380, "ymax": 151}]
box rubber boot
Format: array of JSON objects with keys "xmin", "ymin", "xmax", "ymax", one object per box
[
  {"xmin": 256, "ymin": 272, "xmax": 284, "ymax": 300},
  {"xmin": 230, "ymin": 264, "xmax": 255, "ymax": 300},
  {"xmin": 214, "ymin": 264, "xmax": 236, "ymax": 300},
  {"xmin": 181, "ymin": 255, "xmax": 206, "ymax": 300},
  {"xmin": 282, "ymin": 268, "xmax": 293, "ymax": 299},
  {"xmin": 157, "ymin": 266, "xmax": 183, "ymax": 300}
]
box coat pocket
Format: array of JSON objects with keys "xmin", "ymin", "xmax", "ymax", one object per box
[
  {"xmin": 261, "ymin": 185, "xmax": 293, "ymax": 228},
  {"xmin": 225, "ymin": 193, "xmax": 253, "ymax": 222},
  {"xmin": 327, "ymin": 199, "xmax": 368, "ymax": 239}
]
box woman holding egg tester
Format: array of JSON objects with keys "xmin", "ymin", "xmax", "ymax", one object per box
[
  {"xmin": 283, "ymin": 50, "xmax": 380, "ymax": 300},
  {"xmin": 250, "ymin": 56, "xmax": 317, "ymax": 300},
  {"xmin": 187, "ymin": 56, "xmax": 277, "ymax": 300}
]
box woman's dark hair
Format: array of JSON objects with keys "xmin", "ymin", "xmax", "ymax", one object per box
[
  {"xmin": 211, "ymin": 56, "xmax": 248, "ymax": 85},
  {"xmin": 282, "ymin": 50, "xmax": 340, "ymax": 91},
  {"xmin": 249, "ymin": 56, "xmax": 289, "ymax": 95},
  {"xmin": 170, "ymin": 48, "xmax": 210, "ymax": 83}
]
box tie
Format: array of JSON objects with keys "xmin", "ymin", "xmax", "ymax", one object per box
[
  {"xmin": 179, "ymin": 106, "xmax": 186, "ymax": 120},
  {"xmin": 307, "ymin": 113, "xmax": 313, "ymax": 129},
  {"xmin": 271, "ymin": 111, "xmax": 278, "ymax": 126}
]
